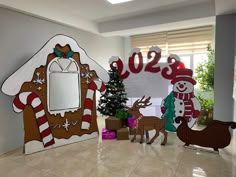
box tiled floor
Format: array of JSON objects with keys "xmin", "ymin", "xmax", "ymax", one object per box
[{"xmin": 0, "ymin": 117, "xmax": 235, "ymax": 177}]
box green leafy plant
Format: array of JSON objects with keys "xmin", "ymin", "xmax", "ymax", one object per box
[
  {"xmin": 195, "ymin": 46, "xmax": 215, "ymax": 91},
  {"xmin": 196, "ymin": 95, "xmax": 214, "ymax": 111},
  {"xmin": 195, "ymin": 45, "xmax": 215, "ymax": 125}
]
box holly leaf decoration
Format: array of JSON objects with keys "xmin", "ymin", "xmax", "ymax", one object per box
[
  {"xmin": 66, "ymin": 51, "xmax": 74, "ymax": 58},
  {"xmin": 54, "ymin": 48, "xmax": 62, "ymax": 57},
  {"xmin": 54, "ymin": 48, "xmax": 74, "ymax": 58}
]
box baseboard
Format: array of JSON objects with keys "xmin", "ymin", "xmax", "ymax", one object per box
[
  {"xmin": 0, "ymin": 147, "xmax": 23, "ymax": 159},
  {"xmin": 233, "ymin": 131, "xmax": 236, "ymax": 154}
]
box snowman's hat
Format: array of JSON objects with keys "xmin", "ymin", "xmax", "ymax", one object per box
[{"xmin": 171, "ymin": 69, "xmax": 196, "ymax": 85}]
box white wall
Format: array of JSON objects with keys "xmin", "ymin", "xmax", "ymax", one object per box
[
  {"xmin": 214, "ymin": 14, "xmax": 235, "ymax": 122},
  {"xmin": 234, "ymin": 14, "xmax": 236, "ymax": 153},
  {"xmin": 0, "ymin": 7, "xmax": 124, "ymax": 155},
  {"xmin": 215, "ymin": 13, "xmax": 236, "ymax": 152}
]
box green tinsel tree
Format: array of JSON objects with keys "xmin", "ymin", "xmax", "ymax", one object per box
[
  {"xmin": 97, "ymin": 67, "xmax": 128, "ymax": 116},
  {"xmin": 161, "ymin": 91, "xmax": 177, "ymax": 132}
]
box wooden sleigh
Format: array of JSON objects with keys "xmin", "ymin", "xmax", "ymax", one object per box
[{"xmin": 175, "ymin": 116, "xmax": 236, "ymax": 152}]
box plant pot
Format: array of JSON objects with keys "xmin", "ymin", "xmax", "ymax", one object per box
[{"xmin": 198, "ymin": 109, "xmax": 213, "ymax": 125}]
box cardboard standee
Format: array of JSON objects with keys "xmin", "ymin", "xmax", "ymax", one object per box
[
  {"xmin": 161, "ymin": 68, "xmax": 201, "ymax": 132},
  {"xmin": 127, "ymin": 96, "xmax": 168, "ymax": 145},
  {"xmin": 1, "ymin": 35, "xmax": 108, "ymax": 154},
  {"xmin": 175, "ymin": 116, "xmax": 236, "ymax": 152}
]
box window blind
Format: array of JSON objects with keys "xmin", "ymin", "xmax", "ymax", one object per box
[{"xmin": 131, "ymin": 26, "xmax": 213, "ymax": 54}]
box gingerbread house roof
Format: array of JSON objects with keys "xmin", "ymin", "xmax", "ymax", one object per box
[{"xmin": 1, "ymin": 34, "xmax": 109, "ymax": 96}]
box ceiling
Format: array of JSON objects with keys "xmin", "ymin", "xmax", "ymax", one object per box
[{"xmin": 1, "ymin": 0, "xmax": 236, "ymax": 36}]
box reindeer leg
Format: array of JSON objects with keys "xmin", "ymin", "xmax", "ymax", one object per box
[
  {"xmin": 145, "ymin": 130, "xmax": 149, "ymax": 140},
  {"xmin": 160, "ymin": 129, "xmax": 168, "ymax": 145},
  {"xmin": 131, "ymin": 128, "xmax": 137, "ymax": 142},
  {"xmin": 147, "ymin": 130, "xmax": 159, "ymax": 145},
  {"xmin": 140, "ymin": 127, "xmax": 144, "ymax": 144}
]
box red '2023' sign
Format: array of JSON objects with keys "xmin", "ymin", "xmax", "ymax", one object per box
[{"xmin": 109, "ymin": 47, "xmax": 185, "ymax": 80}]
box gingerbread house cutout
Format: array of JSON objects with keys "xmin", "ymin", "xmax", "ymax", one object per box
[{"xmin": 2, "ymin": 34, "xmax": 109, "ymax": 154}]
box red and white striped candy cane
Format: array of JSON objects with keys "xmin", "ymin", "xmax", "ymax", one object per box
[
  {"xmin": 81, "ymin": 79, "xmax": 106, "ymax": 130},
  {"xmin": 13, "ymin": 92, "xmax": 55, "ymax": 147}
]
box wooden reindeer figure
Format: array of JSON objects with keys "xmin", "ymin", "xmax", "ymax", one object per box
[{"xmin": 127, "ymin": 96, "xmax": 168, "ymax": 145}]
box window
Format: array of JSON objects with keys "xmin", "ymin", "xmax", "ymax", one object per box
[
  {"xmin": 128, "ymin": 26, "xmax": 213, "ymax": 115},
  {"xmin": 131, "ymin": 26, "xmax": 213, "ymax": 56},
  {"xmin": 47, "ymin": 57, "xmax": 81, "ymax": 116},
  {"xmin": 131, "ymin": 25, "xmax": 213, "ymax": 80}
]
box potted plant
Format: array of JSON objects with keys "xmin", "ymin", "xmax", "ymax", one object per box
[
  {"xmin": 195, "ymin": 45, "xmax": 215, "ymax": 125},
  {"xmin": 196, "ymin": 95, "xmax": 214, "ymax": 125}
]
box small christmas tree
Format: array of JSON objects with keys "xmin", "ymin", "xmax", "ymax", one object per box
[
  {"xmin": 161, "ymin": 91, "xmax": 177, "ymax": 132},
  {"xmin": 98, "ymin": 67, "xmax": 128, "ymax": 116}
]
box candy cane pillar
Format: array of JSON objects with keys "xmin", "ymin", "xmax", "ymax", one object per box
[
  {"xmin": 81, "ymin": 79, "xmax": 106, "ymax": 130},
  {"xmin": 13, "ymin": 92, "xmax": 55, "ymax": 147}
]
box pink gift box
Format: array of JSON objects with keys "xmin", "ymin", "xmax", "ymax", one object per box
[
  {"xmin": 102, "ymin": 128, "xmax": 116, "ymax": 140},
  {"xmin": 128, "ymin": 117, "xmax": 136, "ymax": 128}
]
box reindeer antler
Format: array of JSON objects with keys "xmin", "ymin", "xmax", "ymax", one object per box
[
  {"xmin": 133, "ymin": 96, "xmax": 152, "ymax": 108},
  {"xmin": 139, "ymin": 96, "xmax": 152, "ymax": 108},
  {"xmin": 133, "ymin": 96, "xmax": 145, "ymax": 108}
]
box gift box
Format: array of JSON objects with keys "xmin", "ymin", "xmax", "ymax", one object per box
[
  {"xmin": 105, "ymin": 116, "xmax": 122, "ymax": 130},
  {"xmin": 117, "ymin": 128, "xmax": 129, "ymax": 140},
  {"xmin": 128, "ymin": 117, "xmax": 136, "ymax": 128},
  {"xmin": 102, "ymin": 128, "xmax": 116, "ymax": 140}
]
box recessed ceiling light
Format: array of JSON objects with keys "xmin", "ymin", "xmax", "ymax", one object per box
[{"xmin": 107, "ymin": 0, "xmax": 133, "ymax": 4}]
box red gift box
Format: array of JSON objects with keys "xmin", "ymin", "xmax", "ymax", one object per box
[
  {"xmin": 102, "ymin": 128, "xmax": 116, "ymax": 140},
  {"xmin": 128, "ymin": 117, "xmax": 136, "ymax": 128}
]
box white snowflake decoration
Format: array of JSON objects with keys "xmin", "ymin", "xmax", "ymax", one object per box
[
  {"xmin": 81, "ymin": 67, "xmax": 93, "ymax": 84},
  {"xmin": 33, "ymin": 72, "xmax": 45, "ymax": 91},
  {"xmin": 37, "ymin": 87, "xmax": 42, "ymax": 91},
  {"xmin": 33, "ymin": 72, "xmax": 45, "ymax": 85},
  {"xmin": 51, "ymin": 119, "xmax": 78, "ymax": 131},
  {"xmin": 62, "ymin": 119, "xmax": 70, "ymax": 132}
]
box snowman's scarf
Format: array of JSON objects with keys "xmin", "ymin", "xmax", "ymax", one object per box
[{"xmin": 173, "ymin": 91, "xmax": 194, "ymax": 100}]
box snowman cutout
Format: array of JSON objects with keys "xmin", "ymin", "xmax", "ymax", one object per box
[{"xmin": 161, "ymin": 69, "xmax": 201, "ymax": 132}]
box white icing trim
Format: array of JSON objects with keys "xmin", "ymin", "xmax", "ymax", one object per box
[
  {"xmin": 24, "ymin": 132, "xmax": 98, "ymax": 154},
  {"xmin": 150, "ymin": 46, "xmax": 161, "ymax": 53},
  {"xmin": 169, "ymin": 54, "xmax": 180, "ymax": 61},
  {"xmin": 129, "ymin": 48, "xmax": 140, "ymax": 57},
  {"xmin": 109, "ymin": 56, "xmax": 120, "ymax": 64},
  {"xmin": 2, "ymin": 35, "xmax": 109, "ymax": 96}
]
